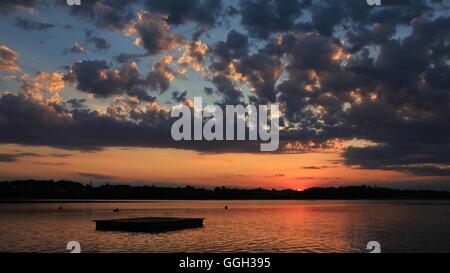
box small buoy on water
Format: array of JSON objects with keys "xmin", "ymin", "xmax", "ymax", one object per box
[
  {"xmin": 59, "ymin": 206, "xmax": 63, "ymax": 210},
  {"xmin": 224, "ymin": 206, "xmax": 228, "ymax": 210},
  {"xmin": 113, "ymin": 208, "xmax": 120, "ymax": 212}
]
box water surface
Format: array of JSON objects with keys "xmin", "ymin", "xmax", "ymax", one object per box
[{"xmin": 1, "ymin": 200, "xmax": 450, "ymax": 253}]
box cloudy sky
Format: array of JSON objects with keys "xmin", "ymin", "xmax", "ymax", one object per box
[{"xmin": 0, "ymin": 0, "xmax": 450, "ymax": 190}]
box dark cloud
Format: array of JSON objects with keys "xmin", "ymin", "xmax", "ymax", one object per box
[
  {"xmin": 211, "ymin": 74, "xmax": 243, "ymax": 105},
  {"xmin": 145, "ymin": 0, "xmax": 223, "ymax": 26},
  {"xmin": 0, "ymin": 152, "xmax": 38, "ymax": 162},
  {"xmin": 14, "ymin": 17, "xmax": 55, "ymax": 31},
  {"xmin": 128, "ymin": 12, "xmax": 182, "ymax": 55},
  {"xmin": 65, "ymin": 0, "xmax": 140, "ymax": 30},
  {"xmin": 0, "ymin": 0, "xmax": 37, "ymax": 13},
  {"xmin": 77, "ymin": 172, "xmax": 117, "ymax": 180},
  {"xmin": 65, "ymin": 60, "xmax": 153, "ymax": 101},
  {"xmin": 239, "ymin": 0, "xmax": 309, "ymax": 38},
  {"xmin": 114, "ymin": 53, "xmax": 145, "ymax": 64},
  {"xmin": 84, "ymin": 29, "xmax": 111, "ymax": 50},
  {"xmin": 171, "ymin": 90, "xmax": 188, "ymax": 103},
  {"xmin": 0, "ymin": 93, "xmax": 265, "ymax": 153},
  {"xmin": 0, "ymin": 152, "xmax": 60, "ymax": 163},
  {"xmin": 344, "ymin": 144, "xmax": 450, "ymax": 176},
  {"xmin": 236, "ymin": 51, "xmax": 282, "ymax": 103},
  {"xmin": 301, "ymin": 166, "xmax": 334, "ymax": 170},
  {"xmin": 1, "ymin": 0, "xmax": 450, "ymax": 180},
  {"xmin": 87, "ymin": 36, "xmax": 111, "ymax": 50},
  {"xmin": 66, "ymin": 98, "xmax": 87, "ymax": 109},
  {"xmin": 146, "ymin": 56, "xmax": 175, "ymax": 93},
  {"xmin": 212, "ymin": 30, "xmax": 249, "ymax": 68}
]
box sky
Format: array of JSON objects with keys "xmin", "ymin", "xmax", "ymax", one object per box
[{"xmin": 0, "ymin": 0, "xmax": 450, "ymax": 190}]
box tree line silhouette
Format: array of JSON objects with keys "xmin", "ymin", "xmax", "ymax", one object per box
[{"xmin": 1, "ymin": 180, "xmax": 450, "ymax": 200}]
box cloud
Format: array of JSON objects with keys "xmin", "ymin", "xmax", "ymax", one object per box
[
  {"xmin": 145, "ymin": 0, "xmax": 223, "ymax": 26},
  {"xmin": 114, "ymin": 53, "xmax": 145, "ymax": 64},
  {"xmin": 343, "ymin": 144, "xmax": 450, "ymax": 176},
  {"xmin": 32, "ymin": 162, "xmax": 69, "ymax": 166},
  {"xmin": 301, "ymin": 166, "xmax": 334, "ymax": 170},
  {"xmin": 239, "ymin": 0, "xmax": 308, "ymax": 38},
  {"xmin": 147, "ymin": 55, "xmax": 175, "ymax": 93},
  {"xmin": 0, "ymin": 152, "xmax": 67, "ymax": 163},
  {"xmin": 1, "ymin": 0, "xmax": 450, "ymax": 179},
  {"xmin": 177, "ymin": 40, "xmax": 208, "ymax": 72},
  {"xmin": 66, "ymin": 98, "xmax": 87, "ymax": 109},
  {"xmin": 171, "ymin": 90, "xmax": 188, "ymax": 103},
  {"xmin": 87, "ymin": 36, "xmax": 111, "ymax": 50},
  {"xmin": 65, "ymin": 60, "xmax": 153, "ymax": 101},
  {"xmin": 14, "ymin": 17, "xmax": 54, "ymax": 31},
  {"xmin": 0, "ymin": 45, "xmax": 21, "ymax": 71},
  {"xmin": 65, "ymin": 0, "xmax": 141, "ymax": 30},
  {"xmin": 64, "ymin": 42, "xmax": 86, "ymax": 54},
  {"xmin": 0, "ymin": 0, "xmax": 37, "ymax": 13},
  {"xmin": 264, "ymin": 173, "xmax": 285, "ymax": 178},
  {"xmin": 17, "ymin": 71, "xmax": 65, "ymax": 104},
  {"xmin": 0, "ymin": 153, "xmax": 37, "ymax": 162},
  {"xmin": 125, "ymin": 11, "xmax": 182, "ymax": 55},
  {"xmin": 84, "ymin": 29, "xmax": 111, "ymax": 50},
  {"xmin": 77, "ymin": 172, "xmax": 117, "ymax": 180},
  {"xmin": 212, "ymin": 30, "xmax": 249, "ymax": 67},
  {"xmin": 0, "ymin": 92, "xmax": 268, "ymax": 153}
]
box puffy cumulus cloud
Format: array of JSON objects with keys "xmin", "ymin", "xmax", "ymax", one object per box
[
  {"xmin": 125, "ymin": 11, "xmax": 182, "ymax": 55},
  {"xmin": 65, "ymin": 60, "xmax": 153, "ymax": 101},
  {"xmin": 234, "ymin": 51, "xmax": 282, "ymax": 104},
  {"xmin": 65, "ymin": 0, "xmax": 141, "ymax": 30},
  {"xmin": 65, "ymin": 55, "xmax": 179, "ymax": 100},
  {"xmin": 2, "ymin": 0, "xmax": 450, "ymax": 176},
  {"xmin": 237, "ymin": 0, "xmax": 440, "ymax": 39},
  {"xmin": 107, "ymin": 95, "xmax": 145, "ymax": 120},
  {"xmin": 177, "ymin": 40, "xmax": 208, "ymax": 72},
  {"xmin": 17, "ymin": 71, "xmax": 65, "ymax": 104},
  {"xmin": 147, "ymin": 55, "xmax": 176, "ymax": 93},
  {"xmin": 309, "ymin": 0, "xmax": 436, "ymax": 37},
  {"xmin": 0, "ymin": 92, "xmax": 169, "ymax": 151},
  {"xmin": 211, "ymin": 30, "xmax": 249, "ymax": 69},
  {"xmin": 284, "ymin": 32, "xmax": 341, "ymax": 72},
  {"xmin": 145, "ymin": 0, "xmax": 223, "ymax": 26},
  {"xmin": 34, "ymin": 71, "xmax": 65, "ymax": 94},
  {"xmin": 0, "ymin": 45, "xmax": 21, "ymax": 72},
  {"xmin": 239, "ymin": 0, "xmax": 309, "ymax": 38},
  {"xmin": 0, "ymin": 92, "xmax": 263, "ymax": 153},
  {"xmin": 211, "ymin": 74, "xmax": 243, "ymax": 105}
]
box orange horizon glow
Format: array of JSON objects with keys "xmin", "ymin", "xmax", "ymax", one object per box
[{"xmin": 0, "ymin": 144, "xmax": 435, "ymax": 190}]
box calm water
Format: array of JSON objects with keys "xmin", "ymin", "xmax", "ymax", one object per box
[{"xmin": 1, "ymin": 200, "xmax": 450, "ymax": 253}]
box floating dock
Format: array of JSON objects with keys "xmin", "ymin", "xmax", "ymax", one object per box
[{"xmin": 94, "ymin": 217, "xmax": 204, "ymax": 232}]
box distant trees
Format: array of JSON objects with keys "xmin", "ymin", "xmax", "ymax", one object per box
[{"xmin": 1, "ymin": 180, "xmax": 450, "ymax": 200}]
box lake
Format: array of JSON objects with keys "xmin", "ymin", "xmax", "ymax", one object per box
[{"xmin": 1, "ymin": 200, "xmax": 450, "ymax": 253}]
